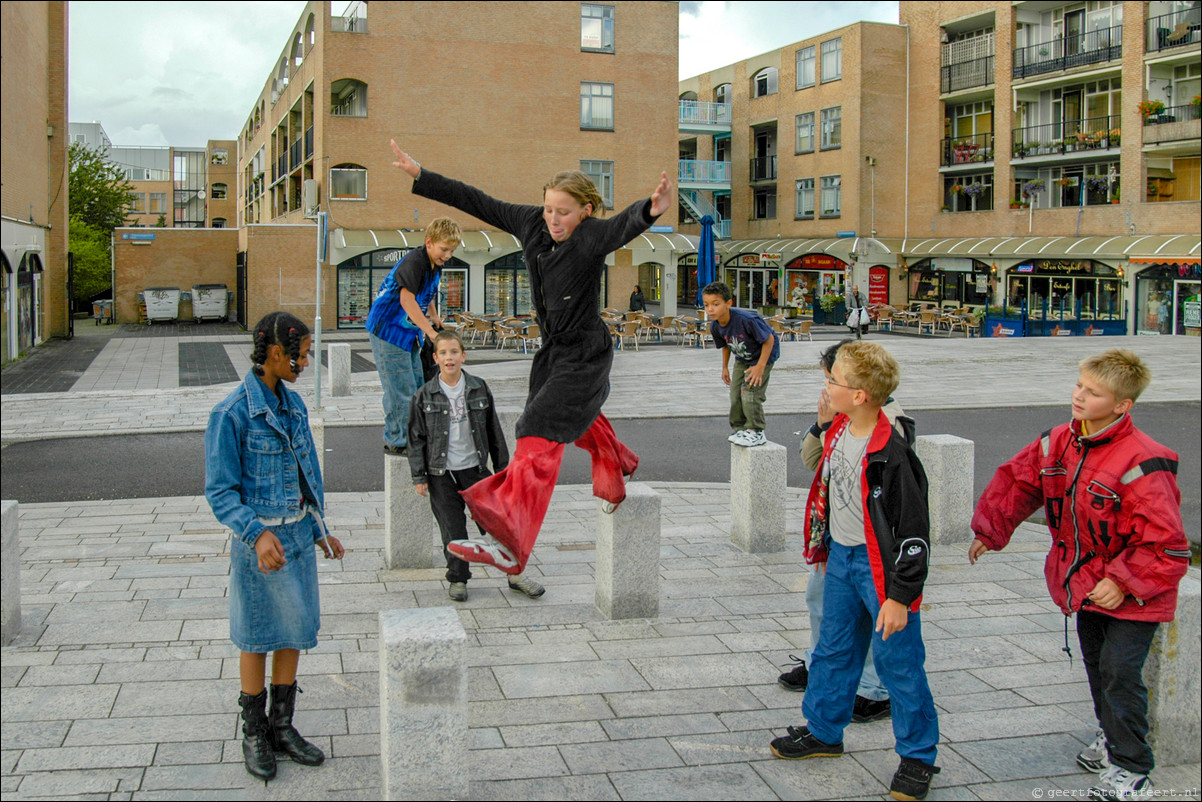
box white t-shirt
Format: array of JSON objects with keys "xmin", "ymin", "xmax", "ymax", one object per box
[
  {"xmin": 440, "ymin": 376, "xmax": 479, "ymax": 471},
  {"xmin": 828, "ymin": 429, "xmax": 870, "ymax": 548}
]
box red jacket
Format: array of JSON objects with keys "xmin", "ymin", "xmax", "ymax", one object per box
[
  {"xmin": 972, "ymin": 414, "xmax": 1189, "ymax": 622},
  {"xmin": 804, "ymin": 410, "xmax": 931, "ymax": 613}
]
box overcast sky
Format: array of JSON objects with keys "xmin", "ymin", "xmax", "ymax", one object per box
[{"xmin": 69, "ymin": 1, "xmax": 900, "ymax": 148}]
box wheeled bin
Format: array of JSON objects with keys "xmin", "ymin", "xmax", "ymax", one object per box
[
  {"xmin": 144, "ymin": 287, "xmax": 181, "ymax": 324},
  {"xmin": 191, "ymin": 284, "xmax": 229, "ymax": 323}
]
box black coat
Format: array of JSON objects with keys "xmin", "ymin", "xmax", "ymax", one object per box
[{"xmin": 412, "ymin": 169, "xmax": 657, "ymax": 442}]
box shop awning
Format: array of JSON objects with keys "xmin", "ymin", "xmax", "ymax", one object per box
[
  {"xmin": 1129, "ymin": 256, "xmax": 1201, "ymax": 267},
  {"xmin": 626, "ymin": 232, "xmax": 699, "ymax": 251},
  {"xmin": 719, "ymin": 237, "xmax": 902, "ymax": 261},
  {"xmin": 335, "ymin": 228, "xmax": 524, "ymax": 253},
  {"xmin": 900, "ymin": 235, "xmax": 1201, "ymax": 260}
]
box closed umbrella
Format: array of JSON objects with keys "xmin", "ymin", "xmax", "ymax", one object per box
[{"xmin": 695, "ymin": 215, "xmax": 716, "ymax": 308}]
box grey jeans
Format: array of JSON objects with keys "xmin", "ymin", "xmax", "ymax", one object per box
[{"xmin": 729, "ymin": 361, "xmax": 773, "ymax": 431}]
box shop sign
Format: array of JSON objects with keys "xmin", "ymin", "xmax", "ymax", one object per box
[
  {"xmin": 1016, "ymin": 264, "xmax": 1035, "ymax": 273},
  {"xmin": 1032, "ymin": 259, "xmax": 1093, "ymax": 274},
  {"xmin": 976, "ymin": 275, "xmax": 989, "ymax": 293},
  {"xmin": 868, "ymin": 266, "xmax": 889, "ymax": 305},
  {"xmin": 932, "ymin": 257, "xmax": 973, "ymax": 272},
  {"xmin": 1185, "ymin": 301, "xmax": 1201, "ymax": 329},
  {"xmin": 792, "ymin": 254, "xmax": 847, "ymax": 270},
  {"xmin": 760, "ymin": 253, "xmax": 781, "ymax": 263},
  {"xmin": 679, "ymin": 253, "xmax": 698, "ymax": 267},
  {"xmin": 740, "ymin": 254, "xmax": 761, "ymax": 266}
]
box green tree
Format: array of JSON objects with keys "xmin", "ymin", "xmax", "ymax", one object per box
[
  {"xmin": 68, "ymin": 142, "xmax": 134, "ymax": 232},
  {"xmin": 69, "ymin": 217, "xmax": 111, "ymax": 304}
]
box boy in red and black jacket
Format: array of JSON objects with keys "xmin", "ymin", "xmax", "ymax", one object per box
[{"xmin": 970, "ymin": 349, "xmax": 1189, "ymax": 802}]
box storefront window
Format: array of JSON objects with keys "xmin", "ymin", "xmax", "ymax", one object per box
[
  {"xmin": 1136, "ymin": 265, "xmax": 1202, "ymax": 335},
  {"xmin": 784, "ymin": 254, "xmax": 849, "ymax": 311},
  {"xmin": 337, "ymin": 248, "xmax": 466, "ymax": 328},
  {"xmin": 678, "ymin": 253, "xmax": 701, "ymax": 309},
  {"xmin": 1006, "ymin": 260, "xmax": 1124, "ymax": 322},
  {"xmin": 637, "ymin": 262, "xmax": 664, "ymax": 303},
  {"xmin": 485, "ymin": 252, "xmax": 531, "ymax": 317},
  {"xmin": 907, "ymin": 258, "xmax": 989, "ymax": 307}
]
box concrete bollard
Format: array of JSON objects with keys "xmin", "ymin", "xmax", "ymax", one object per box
[
  {"xmin": 328, "ymin": 342, "xmax": 352, "ymax": 397},
  {"xmin": 379, "ymin": 607, "xmax": 468, "ymax": 801},
  {"xmin": 310, "ymin": 416, "xmax": 325, "ymax": 478},
  {"xmin": 384, "ymin": 453, "xmax": 436, "ymax": 569},
  {"xmin": 1146, "ymin": 574, "xmax": 1201, "ymax": 766},
  {"xmin": 595, "ymin": 482, "xmax": 661, "ymax": 619},
  {"xmin": 497, "ymin": 406, "xmax": 521, "ymax": 455},
  {"xmin": 1, "ymin": 500, "xmax": 19, "ymax": 646},
  {"xmin": 730, "ymin": 441, "xmax": 786, "ymax": 553},
  {"xmin": 914, "ymin": 434, "xmax": 975, "ymax": 545}
]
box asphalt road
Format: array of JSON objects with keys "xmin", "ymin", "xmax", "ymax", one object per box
[{"xmin": 3, "ymin": 403, "xmax": 1198, "ymax": 540}]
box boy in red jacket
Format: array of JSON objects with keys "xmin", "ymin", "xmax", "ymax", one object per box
[{"xmin": 969, "ymin": 349, "xmax": 1189, "ymax": 802}]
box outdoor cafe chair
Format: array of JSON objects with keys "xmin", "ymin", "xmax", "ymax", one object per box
[
  {"xmin": 493, "ymin": 322, "xmax": 522, "ymax": 351},
  {"xmin": 918, "ymin": 311, "xmax": 938, "ymax": 335},
  {"xmin": 518, "ymin": 323, "xmax": 541, "ymax": 353},
  {"xmin": 617, "ymin": 320, "xmax": 641, "ymax": 351}
]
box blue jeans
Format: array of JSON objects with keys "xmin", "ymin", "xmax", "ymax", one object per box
[
  {"xmin": 370, "ymin": 332, "xmax": 424, "ymax": 449},
  {"xmin": 802, "ymin": 542, "xmax": 939, "ymax": 764},
  {"xmin": 805, "ymin": 563, "xmax": 889, "ymax": 701}
]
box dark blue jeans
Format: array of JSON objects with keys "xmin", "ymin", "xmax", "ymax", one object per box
[
  {"xmin": 370, "ymin": 332, "xmax": 423, "ymax": 449},
  {"xmin": 427, "ymin": 465, "xmax": 491, "ymax": 583},
  {"xmin": 802, "ymin": 541, "xmax": 939, "ymax": 764},
  {"xmin": 1077, "ymin": 609, "xmax": 1159, "ymax": 774}
]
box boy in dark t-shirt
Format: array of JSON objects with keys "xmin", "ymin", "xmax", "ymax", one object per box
[{"xmin": 703, "ymin": 281, "xmax": 779, "ymax": 448}]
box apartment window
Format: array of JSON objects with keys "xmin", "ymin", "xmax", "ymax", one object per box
[
  {"xmin": 581, "ymin": 4, "xmax": 614, "ymax": 53},
  {"xmin": 753, "ymin": 187, "xmax": 776, "ymax": 219},
  {"xmin": 330, "ymin": 79, "xmax": 367, "ymax": 117},
  {"xmin": 820, "ymin": 175, "xmax": 841, "ymax": 217},
  {"xmin": 943, "ymin": 172, "xmax": 994, "ymax": 212},
  {"xmin": 128, "ymin": 192, "xmax": 146, "ymax": 213},
  {"xmin": 821, "ymin": 38, "xmax": 842, "ymax": 82},
  {"xmin": 580, "ymin": 82, "xmax": 614, "ymax": 129},
  {"xmin": 149, "ymin": 192, "xmax": 167, "ymax": 214},
  {"xmin": 795, "ymin": 178, "xmax": 815, "ymax": 219},
  {"xmin": 796, "ymin": 46, "xmax": 815, "ymax": 89},
  {"xmin": 580, "ymin": 160, "xmax": 614, "ymax": 209},
  {"xmin": 715, "ymin": 136, "xmax": 731, "ymax": 162},
  {"xmin": 820, "ymin": 107, "xmax": 842, "ymax": 149},
  {"xmin": 330, "ymin": 164, "xmax": 367, "ymax": 200},
  {"xmin": 714, "ymin": 83, "xmax": 731, "ymax": 105},
  {"xmin": 795, "ymin": 112, "xmax": 815, "ymax": 153},
  {"xmin": 753, "ymin": 67, "xmax": 778, "ymax": 98},
  {"xmin": 211, "ymin": 218, "xmax": 227, "ymax": 228},
  {"xmin": 210, "ymin": 183, "xmax": 228, "ymax": 200}
]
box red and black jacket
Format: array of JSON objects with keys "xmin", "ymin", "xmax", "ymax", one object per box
[
  {"xmin": 972, "ymin": 414, "xmax": 1188, "ymax": 622},
  {"xmin": 804, "ymin": 410, "xmax": 932, "ymax": 612}
]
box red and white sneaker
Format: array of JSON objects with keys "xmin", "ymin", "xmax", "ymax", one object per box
[{"xmin": 447, "ymin": 539, "xmax": 519, "ymax": 573}]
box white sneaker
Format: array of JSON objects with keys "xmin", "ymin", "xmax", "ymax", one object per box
[
  {"xmin": 447, "ymin": 538, "xmax": 518, "ymax": 571},
  {"xmin": 1077, "ymin": 728, "xmax": 1110, "ymax": 772},
  {"xmin": 732, "ymin": 429, "xmax": 767, "ymax": 447},
  {"xmin": 1088, "ymin": 765, "xmax": 1152, "ymax": 801},
  {"xmin": 728, "ymin": 429, "xmax": 746, "ymax": 443}
]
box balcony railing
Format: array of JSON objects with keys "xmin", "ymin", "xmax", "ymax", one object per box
[
  {"xmin": 276, "ymin": 155, "xmax": 286, "ymax": 181},
  {"xmin": 750, "ymin": 156, "xmax": 777, "ymax": 182},
  {"xmin": 1146, "ymin": 10, "xmax": 1201, "ymax": 52},
  {"xmin": 1012, "ymin": 115, "xmax": 1120, "ymax": 159},
  {"xmin": 1142, "ymin": 103, "xmax": 1202, "ymax": 145},
  {"xmin": 941, "ymin": 54, "xmax": 994, "ymax": 93},
  {"xmin": 305, "ymin": 126, "xmax": 314, "ymax": 160},
  {"xmin": 1012, "ymin": 24, "xmax": 1122, "ymax": 79},
  {"xmin": 679, "ymin": 159, "xmax": 731, "ymax": 184},
  {"xmin": 679, "ymin": 100, "xmax": 732, "ymax": 127},
  {"xmin": 289, "ymin": 139, "xmax": 303, "ymax": 171},
  {"xmin": 941, "ymin": 133, "xmax": 995, "ymax": 167}
]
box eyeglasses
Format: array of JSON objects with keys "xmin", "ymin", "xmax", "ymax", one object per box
[{"xmin": 824, "ymin": 375, "xmax": 858, "ymax": 391}]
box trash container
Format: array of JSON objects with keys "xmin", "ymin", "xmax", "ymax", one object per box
[
  {"xmin": 91, "ymin": 299, "xmax": 114, "ymax": 325},
  {"xmin": 144, "ymin": 287, "xmax": 181, "ymax": 324},
  {"xmin": 191, "ymin": 284, "xmax": 229, "ymax": 323}
]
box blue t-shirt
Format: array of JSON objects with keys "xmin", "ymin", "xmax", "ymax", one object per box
[
  {"xmin": 710, "ymin": 308, "xmax": 780, "ymax": 366},
  {"xmin": 365, "ymin": 248, "xmax": 440, "ymax": 351}
]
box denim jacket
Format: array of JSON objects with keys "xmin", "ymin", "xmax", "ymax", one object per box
[
  {"xmin": 205, "ymin": 371, "xmax": 325, "ymax": 546},
  {"xmin": 407, "ymin": 371, "xmax": 508, "ymax": 484}
]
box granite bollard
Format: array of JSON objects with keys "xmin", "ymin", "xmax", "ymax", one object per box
[
  {"xmin": 1146, "ymin": 574, "xmax": 1201, "ymax": 766},
  {"xmin": 1, "ymin": 500, "xmax": 19, "ymax": 646},
  {"xmin": 379, "ymin": 607, "xmax": 468, "ymax": 801},
  {"xmin": 384, "ymin": 452, "xmax": 436, "ymax": 569},
  {"xmin": 310, "ymin": 415, "xmax": 325, "ymax": 477},
  {"xmin": 730, "ymin": 441, "xmax": 786, "ymax": 553},
  {"xmin": 497, "ymin": 406, "xmax": 521, "ymax": 454},
  {"xmin": 595, "ymin": 482, "xmax": 660, "ymax": 619},
  {"xmin": 328, "ymin": 342, "xmax": 351, "ymax": 397},
  {"xmin": 915, "ymin": 434, "xmax": 974, "ymax": 545}
]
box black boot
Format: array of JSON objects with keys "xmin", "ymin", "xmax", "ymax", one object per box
[
  {"xmin": 238, "ymin": 690, "xmax": 277, "ymax": 781},
  {"xmin": 269, "ymin": 682, "xmax": 325, "ymax": 766}
]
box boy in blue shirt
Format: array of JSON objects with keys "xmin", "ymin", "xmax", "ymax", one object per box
[{"xmin": 703, "ymin": 281, "xmax": 779, "ymax": 447}]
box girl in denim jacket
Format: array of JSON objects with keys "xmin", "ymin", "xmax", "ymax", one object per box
[{"xmin": 205, "ymin": 311, "xmax": 344, "ymax": 782}]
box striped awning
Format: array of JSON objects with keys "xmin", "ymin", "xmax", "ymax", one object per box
[
  {"xmin": 334, "ymin": 228, "xmax": 524, "ymax": 253},
  {"xmin": 899, "ymin": 234, "xmax": 1201, "ymax": 259},
  {"xmin": 718, "ymin": 237, "xmax": 900, "ymax": 261},
  {"xmin": 626, "ymin": 232, "xmax": 699, "ymax": 251}
]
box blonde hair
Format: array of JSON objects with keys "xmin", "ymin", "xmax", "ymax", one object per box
[
  {"xmin": 425, "ymin": 217, "xmax": 462, "ymax": 245},
  {"xmin": 835, "ymin": 341, "xmax": 900, "ymax": 407},
  {"xmin": 543, "ymin": 171, "xmax": 605, "ymax": 214},
  {"xmin": 1079, "ymin": 349, "xmax": 1151, "ymax": 402},
  {"xmin": 433, "ymin": 329, "xmax": 466, "ymax": 352}
]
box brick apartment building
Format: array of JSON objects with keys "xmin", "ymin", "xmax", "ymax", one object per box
[
  {"xmin": 228, "ymin": 0, "xmax": 683, "ymax": 330},
  {"xmin": 1, "ymin": 1, "xmax": 69, "ymax": 364},
  {"xmin": 679, "ymin": 0, "xmax": 1201, "ymax": 336}
]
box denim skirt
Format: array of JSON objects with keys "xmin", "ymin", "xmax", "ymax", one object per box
[{"xmin": 229, "ymin": 516, "xmax": 320, "ymax": 653}]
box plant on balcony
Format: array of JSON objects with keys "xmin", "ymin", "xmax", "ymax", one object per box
[
  {"xmin": 963, "ymin": 183, "xmax": 987, "ymax": 198},
  {"xmin": 1086, "ymin": 175, "xmax": 1111, "ymax": 192},
  {"xmin": 1193, "ymin": 95, "xmax": 1201, "ymax": 118},
  {"xmin": 949, "ymin": 183, "xmax": 965, "ymax": 194},
  {"xmin": 1056, "ymin": 177, "xmax": 1073, "ymax": 188},
  {"xmin": 1021, "ymin": 179, "xmax": 1045, "ymax": 197},
  {"xmin": 1138, "ymin": 99, "xmax": 1166, "ymax": 119},
  {"xmin": 1109, "ymin": 128, "xmax": 1121, "ymax": 144}
]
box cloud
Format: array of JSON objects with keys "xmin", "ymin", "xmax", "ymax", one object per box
[{"xmin": 109, "ymin": 123, "xmax": 169, "ymax": 148}]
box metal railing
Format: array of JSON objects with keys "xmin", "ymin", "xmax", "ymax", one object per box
[
  {"xmin": 1142, "ymin": 103, "xmax": 1202, "ymax": 145},
  {"xmin": 941, "ymin": 133, "xmax": 995, "ymax": 167},
  {"xmin": 679, "ymin": 99, "xmax": 732, "ymax": 127},
  {"xmin": 678, "ymin": 159, "xmax": 731, "ymax": 184},
  {"xmin": 305, "ymin": 126, "xmax": 314, "ymax": 160},
  {"xmin": 1012, "ymin": 24, "xmax": 1122, "ymax": 79},
  {"xmin": 750, "ymin": 156, "xmax": 777, "ymax": 182},
  {"xmin": 941, "ymin": 55, "xmax": 994, "ymax": 93},
  {"xmin": 289, "ymin": 139, "xmax": 303, "ymax": 171},
  {"xmin": 1146, "ymin": 10, "xmax": 1201, "ymax": 52},
  {"xmin": 1012, "ymin": 114, "xmax": 1120, "ymax": 159}
]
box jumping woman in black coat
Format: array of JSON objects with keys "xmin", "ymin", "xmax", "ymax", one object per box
[{"xmin": 389, "ymin": 140, "xmax": 673, "ymax": 574}]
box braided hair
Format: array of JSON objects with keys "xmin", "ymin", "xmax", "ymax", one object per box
[{"xmin": 250, "ymin": 311, "xmax": 311, "ymax": 376}]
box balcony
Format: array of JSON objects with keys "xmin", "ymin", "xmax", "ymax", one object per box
[
  {"xmin": 941, "ymin": 33, "xmax": 995, "ymax": 93},
  {"xmin": 305, "ymin": 126, "xmax": 314, "ymax": 160},
  {"xmin": 1146, "ymin": 10, "xmax": 1201, "ymax": 53},
  {"xmin": 1012, "ymin": 24, "xmax": 1122, "ymax": 79},
  {"xmin": 678, "ymin": 159, "xmax": 731, "ymax": 189},
  {"xmin": 289, "ymin": 139, "xmax": 303, "ymax": 171},
  {"xmin": 1143, "ymin": 103, "xmax": 1202, "ymax": 147},
  {"xmin": 941, "ymin": 133, "xmax": 995, "ymax": 168},
  {"xmin": 1012, "ymin": 115, "xmax": 1121, "ymax": 160},
  {"xmin": 679, "ymin": 100, "xmax": 732, "ymax": 134},
  {"xmin": 750, "ymin": 156, "xmax": 777, "ymax": 182}
]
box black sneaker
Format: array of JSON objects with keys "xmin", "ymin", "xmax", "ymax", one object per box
[
  {"xmin": 851, "ymin": 695, "xmax": 891, "ymax": 723},
  {"xmin": 890, "ymin": 757, "xmax": 940, "ymax": 801},
  {"xmin": 769, "ymin": 725, "xmax": 843, "ymax": 760},
  {"xmin": 777, "ymin": 655, "xmax": 808, "ymax": 692},
  {"xmin": 383, "ymin": 445, "xmax": 407, "ymax": 457}
]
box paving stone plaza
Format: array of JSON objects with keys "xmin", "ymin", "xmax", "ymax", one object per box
[{"xmin": 2, "ymin": 331, "xmax": 1200, "ymax": 800}]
